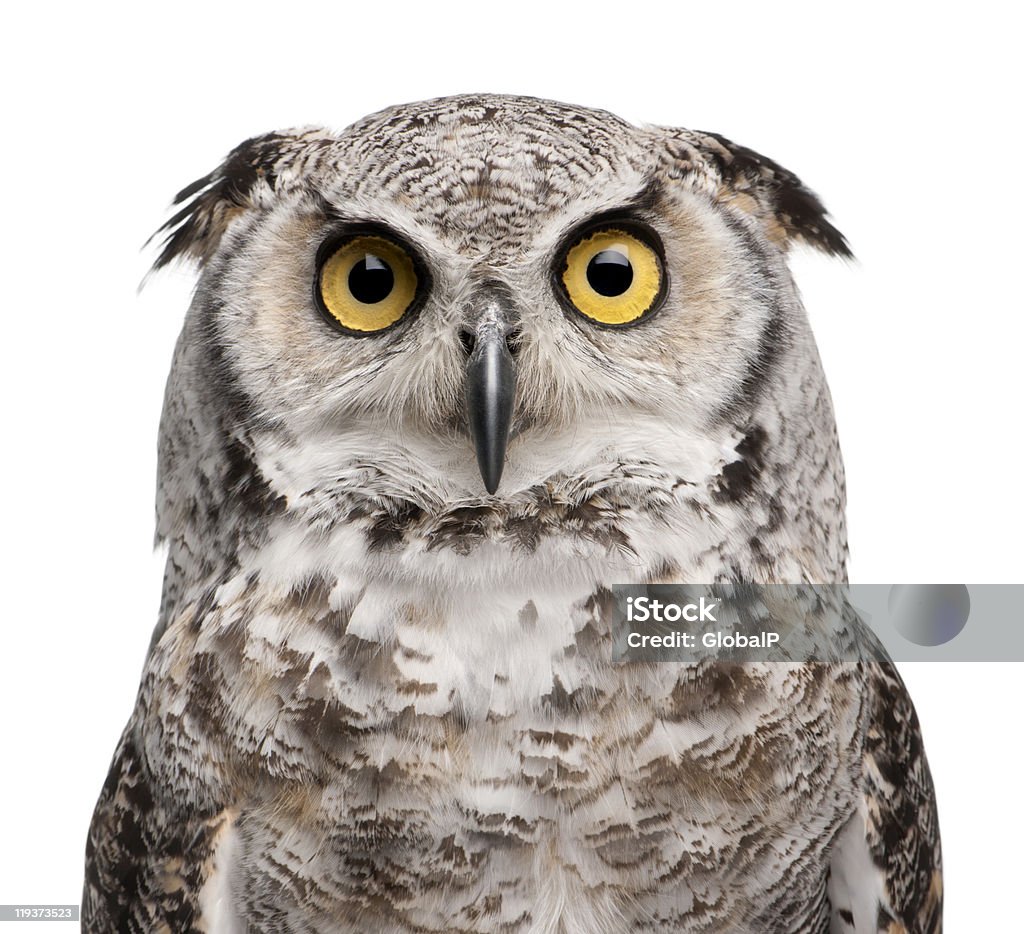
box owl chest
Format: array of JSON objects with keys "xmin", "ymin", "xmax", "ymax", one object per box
[
  {"xmin": 181, "ymin": 577, "xmax": 864, "ymax": 930},
  {"xmin": 224, "ymin": 661, "xmax": 862, "ymax": 933}
]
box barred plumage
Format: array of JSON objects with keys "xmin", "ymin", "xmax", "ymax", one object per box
[{"xmin": 84, "ymin": 94, "xmax": 940, "ymax": 933}]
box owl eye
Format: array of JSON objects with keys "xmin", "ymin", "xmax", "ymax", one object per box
[
  {"xmin": 315, "ymin": 234, "xmax": 420, "ymax": 334},
  {"xmin": 558, "ymin": 226, "xmax": 665, "ymax": 327}
]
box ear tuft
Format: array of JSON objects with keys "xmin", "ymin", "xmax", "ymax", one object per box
[
  {"xmin": 697, "ymin": 131, "xmax": 853, "ymax": 259},
  {"xmin": 149, "ymin": 128, "xmax": 333, "ymax": 272}
]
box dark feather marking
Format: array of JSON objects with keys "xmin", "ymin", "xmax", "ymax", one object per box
[
  {"xmin": 699, "ymin": 131, "xmax": 853, "ymax": 259},
  {"xmin": 365, "ymin": 501, "xmax": 425, "ymax": 551},
  {"xmin": 714, "ymin": 213, "xmax": 791, "ymax": 421},
  {"xmin": 540, "ymin": 675, "xmax": 600, "ymax": 715},
  {"xmin": 286, "ymin": 574, "xmax": 335, "ymax": 612},
  {"xmin": 504, "ymin": 514, "xmax": 543, "ymax": 553},
  {"xmin": 192, "ymin": 250, "xmax": 261, "ymax": 428},
  {"xmin": 714, "ymin": 426, "xmax": 767, "ymax": 504},
  {"xmin": 862, "ymin": 661, "xmax": 943, "ymax": 932},
  {"xmin": 222, "ymin": 436, "xmax": 286, "ymax": 520},
  {"xmin": 82, "ymin": 726, "xmax": 221, "ymax": 932},
  {"xmin": 150, "ymin": 132, "xmax": 304, "ymax": 270}
]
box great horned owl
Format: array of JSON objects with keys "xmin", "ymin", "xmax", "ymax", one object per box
[{"xmin": 83, "ymin": 95, "xmax": 941, "ymax": 933}]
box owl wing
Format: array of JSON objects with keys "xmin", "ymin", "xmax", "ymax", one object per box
[
  {"xmin": 828, "ymin": 660, "xmax": 943, "ymax": 933},
  {"xmin": 82, "ymin": 720, "xmax": 228, "ymax": 933}
]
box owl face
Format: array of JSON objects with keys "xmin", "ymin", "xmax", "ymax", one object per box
[{"xmin": 160, "ymin": 95, "xmax": 848, "ymax": 522}]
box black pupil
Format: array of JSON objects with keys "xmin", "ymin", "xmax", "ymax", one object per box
[
  {"xmin": 348, "ymin": 253, "xmax": 394, "ymax": 304},
  {"xmin": 586, "ymin": 248, "xmax": 633, "ymax": 296}
]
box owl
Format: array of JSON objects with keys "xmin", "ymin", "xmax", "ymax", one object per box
[{"xmin": 83, "ymin": 95, "xmax": 941, "ymax": 933}]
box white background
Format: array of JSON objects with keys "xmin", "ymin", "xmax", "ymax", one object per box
[{"xmin": 1, "ymin": 1, "xmax": 1021, "ymax": 929}]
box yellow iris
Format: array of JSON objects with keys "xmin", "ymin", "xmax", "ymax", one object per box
[
  {"xmin": 560, "ymin": 227, "xmax": 663, "ymax": 326},
  {"xmin": 318, "ymin": 235, "xmax": 418, "ymax": 333}
]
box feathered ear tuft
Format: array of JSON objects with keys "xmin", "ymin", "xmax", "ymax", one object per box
[
  {"xmin": 693, "ymin": 131, "xmax": 853, "ymax": 259},
  {"xmin": 148, "ymin": 128, "xmax": 333, "ymax": 272}
]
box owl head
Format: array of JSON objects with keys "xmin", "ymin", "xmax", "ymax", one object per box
[{"xmin": 153, "ymin": 95, "xmax": 850, "ymax": 589}]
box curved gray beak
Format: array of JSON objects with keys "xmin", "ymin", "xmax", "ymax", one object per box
[{"xmin": 464, "ymin": 321, "xmax": 517, "ymax": 495}]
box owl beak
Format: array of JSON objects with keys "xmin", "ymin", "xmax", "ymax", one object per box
[{"xmin": 464, "ymin": 323, "xmax": 517, "ymax": 495}]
